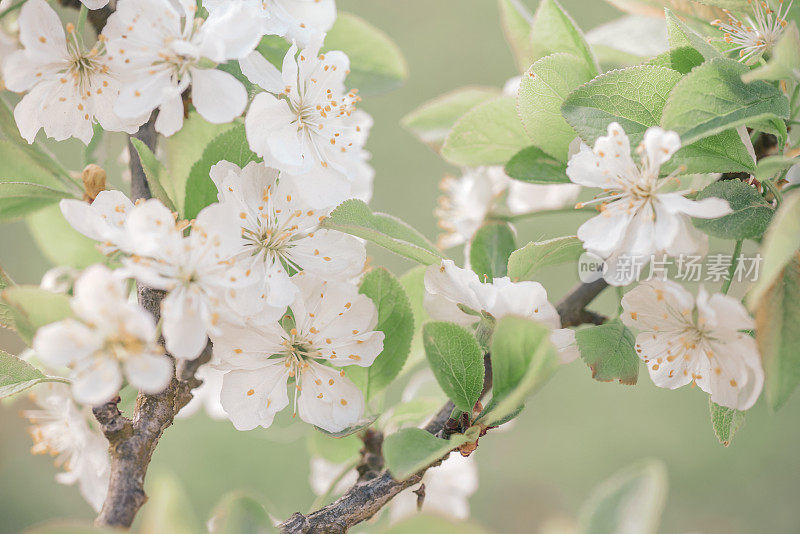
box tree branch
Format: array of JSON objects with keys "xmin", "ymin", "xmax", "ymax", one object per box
[
  {"xmin": 92, "ymin": 114, "xmax": 209, "ymax": 528},
  {"xmin": 278, "ymin": 281, "xmax": 607, "ymax": 533}
]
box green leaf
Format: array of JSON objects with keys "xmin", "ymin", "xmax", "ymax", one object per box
[
  {"xmin": 504, "ymin": 146, "xmax": 570, "ymax": 184},
  {"xmin": 306, "ymin": 432, "xmax": 362, "ymax": 464},
  {"xmin": 0, "ymin": 267, "xmax": 15, "ymax": 330},
  {"xmin": 517, "ymin": 53, "xmax": 595, "ymax": 161},
  {"xmin": 709, "ymin": 399, "xmax": 746, "ymax": 447},
  {"xmin": 383, "ymin": 427, "xmax": 476, "ymax": 480},
  {"xmin": 482, "ymin": 316, "xmax": 559, "ymax": 425},
  {"xmin": 577, "ymin": 460, "xmax": 668, "ymax": 534},
  {"xmin": 665, "ymin": 129, "xmax": 757, "ymax": 176},
  {"xmin": 497, "ymin": 0, "xmax": 534, "ymax": 73},
  {"xmin": 469, "ymin": 222, "xmax": 516, "ymax": 281},
  {"xmin": 562, "ymin": 66, "xmax": 683, "ymax": 146},
  {"xmin": 401, "ymin": 86, "xmax": 501, "ymax": 150},
  {"xmin": 692, "ymin": 180, "xmax": 773, "ymax": 240},
  {"xmin": 400, "ymin": 265, "xmax": 429, "ymax": 369},
  {"xmin": 441, "ymin": 97, "xmax": 530, "ymax": 167},
  {"xmin": 664, "ymin": 8, "xmax": 722, "ymax": 60},
  {"xmin": 422, "ymin": 322, "xmax": 484, "ymax": 413},
  {"xmin": 208, "ymin": 492, "xmax": 275, "ymax": 534},
  {"xmin": 0, "ymin": 286, "xmax": 73, "ymax": 345},
  {"xmin": 0, "ymin": 350, "xmax": 47, "ymax": 399},
  {"xmin": 321, "ymin": 199, "xmax": 445, "ymax": 265},
  {"xmin": 743, "ymin": 22, "xmax": 800, "ymax": 82},
  {"xmin": 313, "ymin": 416, "xmax": 377, "ymax": 438},
  {"xmin": 324, "ymin": 12, "xmax": 408, "ymax": 95},
  {"xmin": 0, "ymin": 140, "xmax": 66, "ymax": 189},
  {"xmin": 756, "ymin": 257, "xmax": 800, "ymax": 411},
  {"xmin": 165, "ymin": 114, "xmax": 234, "ymax": 217},
  {"xmin": 507, "ymin": 236, "xmax": 584, "ymax": 281},
  {"xmin": 26, "ymin": 204, "xmax": 105, "ymax": 270},
  {"xmin": 661, "ymin": 58, "xmax": 790, "ymax": 145},
  {"xmin": 21, "ymin": 520, "xmax": 119, "ymax": 534},
  {"xmin": 0, "ymin": 182, "xmax": 73, "ymax": 221},
  {"xmin": 350, "ymin": 268, "xmax": 414, "ymax": 399},
  {"xmin": 647, "ymin": 46, "xmax": 705, "ymax": 75},
  {"xmin": 379, "ymin": 515, "xmax": 491, "ymax": 534},
  {"xmin": 130, "ymin": 138, "xmax": 177, "ymax": 212},
  {"xmin": 747, "ymin": 192, "xmax": 800, "ymax": 307},
  {"xmin": 529, "ymin": 0, "xmax": 598, "ymax": 74},
  {"xmin": 184, "ymin": 125, "xmax": 260, "ymax": 220},
  {"xmin": 755, "ymin": 155, "xmax": 800, "ymax": 182},
  {"xmin": 576, "ymin": 320, "xmax": 639, "ymax": 385}
]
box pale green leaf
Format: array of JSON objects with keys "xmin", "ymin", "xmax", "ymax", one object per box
[
  {"xmin": 184, "ymin": 125, "xmax": 260, "ymax": 220},
  {"xmin": 401, "ymin": 86, "xmax": 501, "ymax": 150},
  {"xmin": 743, "ymin": 23, "xmax": 800, "ymax": 82},
  {"xmin": 497, "ymin": 0, "xmax": 534, "ymax": 72},
  {"xmin": 517, "ymin": 53, "xmax": 595, "ymax": 161},
  {"xmin": 130, "ymin": 138, "xmax": 177, "ymax": 212},
  {"xmin": 507, "ymin": 236, "xmax": 583, "ymax": 281},
  {"xmin": 576, "ymin": 320, "xmax": 639, "ymax": 385},
  {"xmin": 562, "ymin": 66, "xmax": 682, "ymax": 146},
  {"xmin": 0, "ymin": 181, "xmax": 73, "ymax": 221},
  {"xmin": 661, "ymin": 58, "xmax": 790, "ymax": 145},
  {"xmin": 664, "ymin": 8, "xmax": 722, "ymax": 60},
  {"xmin": 469, "ymin": 222, "xmax": 516, "ymax": 281},
  {"xmin": 709, "ymin": 399, "xmax": 746, "ymax": 447},
  {"xmin": 529, "ymin": 0, "xmax": 599, "ymax": 74},
  {"xmin": 0, "ymin": 350, "xmax": 47, "ymax": 399},
  {"xmin": 692, "ymin": 180, "xmax": 773, "ymax": 240},
  {"xmin": 756, "ymin": 257, "xmax": 800, "ymax": 411},
  {"xmin": 665, "ymin": 129, "xmax": 757, "ymax": 175},
  {"xmin": 383, "ymin": 427, "xmax": 475, "ymax": 480},
  {"xmin": 504, "ymin": 146, "xmax": 570, "ymax": 184},
  {"xmin": 400, "ymin": 265, "xmax": 429, "ymax": 370},
  {"xmin": 441, "ymin": 97, "xmax": 530, "ymax": 167},
  {"xmin": 306, "ymin": 432, "xmax": 362, "ymax": 464},
  {"xmin": 208, "ymin": 492, "xmax": 275, "ymax": 534},
  {"xmin": 321, "ymin": 200, "xmax": 444, "ymax": 265},
  {"xmin": 647, "ymin": 46, "xmax": 705, "ymax": 74},
  {"xmin": 422, "ymin": 322, "xmax": 484, "ymax": 413},
  {"xmin": 139, "ymin": 475, "xmax": 203, "ymax": 534},
  {"xmin": 324, "ymin": 12, "xmax": 408, "ymax": 95},
  {"xmin": 0, "ymin": 286, "xmax": 73, "ymax": 345},
  {"xmin": 482, "ymin": 316, "xmax": 559, "ymax": 425},
  {"xmin": 349, "ymin": 268, "xmax": 414, "ymax": 399},
  {"xmin": 577, "ymin": 460, "xmax": 668, "ymax": 534},
  {"xmin": 27, "ymin": 203, "xmax": 105, "ymax": 270},
  {"xmin": 755, "ymin": 155, "xmax": 799, "ymax": 182}
]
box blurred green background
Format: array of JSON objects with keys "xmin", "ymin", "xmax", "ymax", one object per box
[{"xmin": 2, "ymin": 0, "xmax": 800, "ymax": 533}]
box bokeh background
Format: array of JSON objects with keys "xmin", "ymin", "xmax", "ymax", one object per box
[{"xmin": 2, "ymin": 0, "xmax": 800, "ymax": 532}]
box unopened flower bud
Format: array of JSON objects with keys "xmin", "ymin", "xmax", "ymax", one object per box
[{"xmin": 82, "ymin": 164, "xmax": 107, "ymax": 202}]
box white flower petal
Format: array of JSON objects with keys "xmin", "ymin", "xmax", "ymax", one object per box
[
  {"xmin": 190, "ymin": 68, "xmax": 247, "ymax": 124},
  {"xmin": 124, "ymin": 353, "xmax": 173, "ymax": 394},
  {"xmin": 220, "ymin": 364, "xmax": 290, "ymax": 430}
]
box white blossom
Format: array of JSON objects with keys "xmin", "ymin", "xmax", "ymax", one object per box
[
  {"xmin": 242, "ymin": 39, "xmax": 373, "ymax": 208},
  {"xmin": 712, "ymin": 0, "xmax": 793, "ymax": 63},
  {"xmin": 40, "ymin": 266, "xmax": 79, "ymax": 294},
  {"xmin": 424, "ymin": 260, "xmax": 579, "ymax": 363},
  {"xmin": 122, "ymin": 200, "xmax": 263, "ymax": 360},
  {"xmin": 23, "ymin": 384, "xmax": 111, "ymax": 512},
  {"xmin": 203, "ymin": 0, "xmax": 336, "ymax": 45},
  {"xmin": 621, "ymin": 279, "xmax": 764, "ymax": 410},
  {"xmin": 176, "ymin": 364, "xmax": 227, "ymax": 420},
  {"xmin": 567, "ymin": 123, "xmax": 732, "ymax": 285},
  {"xmin": 103, "ymin": 0, "xmax": 264, "ymax": 136},
  {"xmin": 33, "ymin": 265, "xmax": 171, "ymax": 405},
  {"xmin": 210, "ymin": 160, "xmax": 366, "ymax": 312},
  {"xmin": 389, "ymin": 453, "xmax": 478, "ymax": 523},
  {"xmin": 436, "ymin": 166, "xmax": 579, "ymax": 249},
  {"xmin": 60, "ymin": 190, "xmax": 135, "ymax": 255},
  {"xmin": 1, "ymin": 0, "xmax": 145, "ymax": 144},
  {"xmin": 214, "ymin": 272, "xmax": 384, "ymax": 433}
]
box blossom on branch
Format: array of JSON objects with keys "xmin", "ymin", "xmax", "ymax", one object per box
[
  {"xmin": 621, "ymin": 279, "xmax": 764, "ymax": 410},
  {"xmin": 103, "ymin": 0, "xmax": 264, "ymax": 136},
  {"xmin": 424, "ymin": 260, "xmax": 579, "ymax": 363},
  {"xmin": 210, "ymin": 160, "xmax": 367, "ymax": 312},
  {"xmin": 1, "ymin": 0, "xmax": 145, "ymax": 144},
  {"xmin": 711, "ymin": 0, "xmax": 794, "ymax": 63},
  {"xmin": 203, "ymin": 0, "xmax": 337, "ymax": 45},
  {"xmin": 33, "ymin": 265, "xmax": 171, "ymax": 406},
  {"xmin": 214, "ymin": 273, "xmax": 384, "ymax": 433},
  {"xmin": 567, "ymin": 123, "xmax": 732, "ymax": 286},
  {"xmin": 242, "ymin": 39, "xmax": 374, "ymax": 207}
]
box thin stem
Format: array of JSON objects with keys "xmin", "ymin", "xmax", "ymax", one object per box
[
  {"xmin": 721, "ymin": 240, "xmax": 743, "ymax": 295},
  {"xmin": 492, "ymin": 205, "xmax": 595, "ymax": 223},
  {"xmin": 308, "ymin": 459, "xmax": 360, "ymax": 512},
  {"xmin": 763, "ymin": 178, "xmax": 783, "ymax": 207},
  {"xmin": 0, "ymin": 0, "xmax": 25, "ymax": 19}
]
